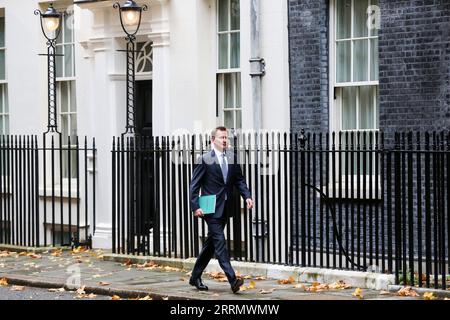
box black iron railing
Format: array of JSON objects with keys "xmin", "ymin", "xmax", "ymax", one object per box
[
  {"xmin": 0, "ymin": 135, "xmax": 97, "ymax": 248},
  {"xmin": 111, "ymin": 131, "xmax": 449, "ymax": 289}
]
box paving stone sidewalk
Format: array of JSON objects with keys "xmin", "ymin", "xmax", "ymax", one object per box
[{"xmin": 0, "ymin": 248, "xmax": 435, "ymax": 300}]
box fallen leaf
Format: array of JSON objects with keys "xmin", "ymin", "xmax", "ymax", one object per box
[
  {"xmin": 0, "ymin": 278, "xmax": 8, "ymax": 286},
  {"xmin": 18, "ymin": 252, "xmax": 28, "ymax": 256},
  {"xmin": 87, "ymin": 293, "xmax": 97, "ymax": 299},
  {"xmin": 179, "ymin": 278, "xmax": 186, "ymax": 282},
  {"xmin": 51, "ymin": 249, "xmax": 63, "ymax": 257},
  {"xmin": 11, "ymin": 285, "xmax": 25, "ymax": 291},
  {"xmin": 27, "ymin": 253, "xmax": 41, "ymax": 259},
  {"xmin": 352, "ymin": 288, "xmax": 364, "ymax": 299},
  {"xmin": 111, "ymin": 295, "xmax": 121, "ymax": 300},
  {"xmin": 163, "ymin": 297, "xmax": 169, "ymax": 300},
  {"xmin": 423, "ymin": 292, "xmax": 437, "ymax": 300},
  {"xmin": 397, "ymin": 286, "xmax": 419, "ymax": 297},
  {"xmin": 0, "ymin": 251, "xmax": 11, "ymax": 258},
  {"xmin": 138, "ymin": 295, "xmax": 152, "ymax": 300},
  {"xmin": 98, "ymin": 282, "xmax": 110, "ymax": 286},
  {"xmin": 294, "ymin": 283, "xmax": 306, "ymax": 290},
  {"xmin": 48, "ymin": 288, "xmax": 65, "ymax": 292},
  {"xmin": 379, "ymin": 290, "xmax": 391, "ymax": 295},
  {"xmin": 277, "ymin": 276, "xmax": 296, "ymax": 285},
  {"xmin": 76, "ymin": 285, "xmax": 86, "ymax": 295},
  {"xmin": 259, "ymin": 288, "xmax": 275, "ymax": 294},
  {"xmin": 248, "ymin": 281, "xmax": 256, "ymax": 289},
  {"xmin": 255, "ymin": 276, "xmax": 266, "ymax": 281},
  {"xmin": 243, "ymin": 275, "xmax": 252, "ymax": 280},
  {"xmin": 329, "ymin": 280, "xmax": 351, "ymax": 290}
]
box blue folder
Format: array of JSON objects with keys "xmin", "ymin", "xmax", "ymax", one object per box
[{"xmin": 198, "ymin": 195, "xmax": 216, "ymax": 214}]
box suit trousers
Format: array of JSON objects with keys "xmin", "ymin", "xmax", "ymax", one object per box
[{"xmin": 191, "ymin": 216, "xmax": 236, "ymax": 284}]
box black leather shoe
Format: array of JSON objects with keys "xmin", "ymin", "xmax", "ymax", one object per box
[
  {"xmin": 230, "ymin": 278, "xmax": 244, "ymax": 293},
  {"xmin": 189, "ymin": 277, "xmax": 208, "ymax": 291}
]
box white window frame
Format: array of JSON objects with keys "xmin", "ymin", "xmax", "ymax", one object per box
[
  {"xmin": 216, "ymin": 0, "xmax": 242, "ymax": 130},
  {"xmin": 55, "ymin": 9, "xmax": 77, "ymax": 181},
  {"xmin": 329, "ymin": 0, "xmax": 381, "ymax": 196},
  {"xmin": 0, "ymin": 12, "xmax": 8, "ymax": 135},
  {"xmin": 330, "ymin": 0, "xmax": 379, "ymax": 133}
]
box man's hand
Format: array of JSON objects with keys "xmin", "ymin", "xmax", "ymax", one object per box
[
  {"xmin": 194, "ymin": 209, "xmax": 204, "ymax": 217},
  {"xmin": 246, "ymin": 198, "xmax": 254, "ymax": 210}
]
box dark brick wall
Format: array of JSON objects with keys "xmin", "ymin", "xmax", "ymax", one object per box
[
  {"xmin": 288, "ymin": 0, "xmax": 450, "ymax": 134},
  {"xmin": 378, "ymin": 0, "xmax": 450, "ymax": 134},
  {"xmin": 288, "ymin": 0, "xmax": 329, "ymax": 133}
]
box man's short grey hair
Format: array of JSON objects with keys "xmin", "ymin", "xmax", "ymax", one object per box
[{"xmin": 211, "ymin": 126, "xmax": 228, "ymax": 139}]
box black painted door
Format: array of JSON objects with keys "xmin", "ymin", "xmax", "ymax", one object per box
[{"xmin": 135, "ymin": 80, "xmax": 154, "ymax": 237}]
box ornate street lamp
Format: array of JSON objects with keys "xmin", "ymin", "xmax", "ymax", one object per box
[
  {"xmin": 113, "ymin": 1, "xmax": 148, "ymax": 135},
  {"xmin": 35, "ymin": 3, "xmax": 63, "ymax": 134}
]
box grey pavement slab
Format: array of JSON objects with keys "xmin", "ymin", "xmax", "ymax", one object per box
[{"xmin": 0, "ymin": 249, "xmax": 441, "ymax": 300}]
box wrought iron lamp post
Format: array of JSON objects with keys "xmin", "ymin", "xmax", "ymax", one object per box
[
  {"xmin": 35, "ymin": 3, "xmax": 63, "ymax": 134},
  {"xmin": 114, "ymin": 0, "xmax": 148, "ymax": 135}
]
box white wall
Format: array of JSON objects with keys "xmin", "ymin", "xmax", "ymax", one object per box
[{"xmin": 1, "ymin": 0, "xmax": 291, "ymax": 249}]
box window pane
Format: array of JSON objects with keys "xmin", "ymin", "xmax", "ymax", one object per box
[
  {"xmin": 369, "ymin": 0, "xmax": 379, "ymax": 36},
  {"xmin": 375, "ymin": 87, "xmax": 379, "ymax": 128},
  {"xmin": 0, "ymin": 116, "xmax": 4, "ymax": 134},
  {"xmin": 61, "ymin": 115, "xmax": 69, "ymax": 143},
  {"xmin": 70, "ymin": 114, "xmax": 77, "ymax": 137},
  {"xmin": 70, "ymin": 81, "xmax": 76, "ymax": 112},
  {"xmin": 218, "ymin": 0, "xmax": 229, "ymax": 32},
  {"xmin": 336, "ymin": 0, "xmax": 351, "ymax": 39},
  {"xmin": 353, "ymin": 40, "xmax": 368, "ymax": 81},
  {"xmin": 60, "ymin": 82, "xmax": 68, "ymax": 112},
  {"xmin": 218, "ymin": 34, "xmax": 228, "ymax": 69},
  {"xmin": 224, "ymin": 74, "xmax": 233, "ymax": 108},
  {"xmin": 0, "ymin": 50, "xmax": 5, "ymax": 80},
  {"xmin": 342, "ymin": 87, "xmax": 357, "ymax": 130},
  {"xmin": 4, "ymin": 115, "xmax": 8, "ymax": 134},
  {"xmin": 230, "ymin": 0, "xmax": 240, "ymax": 30},
  {"xmin": 370, "ymin": 38, "xmax": 379, "ymax": 81},
  {"xmin": 64, "ymin": 45, "xmax": 73, "ymax": 77},
  {"xmin": 236, "ymin": 110, "xmax": 242, "ymax": 129},
  {"xmin": 224, "ymin": 110, "xmax": 234, "ymax": 129},
  {"xmin": 56, "ymin": 27, "xmax": 63, "ymax": 45},
  {"xmin": 64, "ymin": 15, "xmax": 73, "ymax": 43},
  {"xmin": 359, "ymin": 86, "xmax": 374, "ymax": 129},
  {"xmin": 0, "ymin": 85, "xmax": 3, "ymax": 113},
  {"xmin": 337, "ymin": 41, "xmax": 351, "ymax": 82},
  {"xmin": 354, "ymin": 0, "xmax": 368, "ymax": 37},
  {"xmin": 0, "ymin": 17, "xmax": 5, "ymax": 47},
  {"xmin": 235, "ymin": 73, "xmax": 241, "ymax": 107},
  {"xmin": 230, "ymin": 33, "xmax": 240, "ymax": 68},
  {"xmin": 56, "ymin": 45, "xmax": 63, "ymax": 78}
]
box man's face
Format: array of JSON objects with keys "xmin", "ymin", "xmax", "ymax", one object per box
[{"xmin": 212, "ymin": 130, "xmax": 228, "ymax": 152}]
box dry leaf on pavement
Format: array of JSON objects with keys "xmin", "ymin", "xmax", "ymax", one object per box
[
  {"xmin": 259, "ymin": 288, "xmax": 275, "ymax": 294},
  {"xmin": 48, "ymin": 288, "xmax": 65, "ymax": 292},
  {"xmin": 423, "ymin": 292, "xmax": 437, "ymax": 300},
  {"xmin": 397, "ymin": 286, "xmax": 419, "ymax": 297},
  {"xmin": 277, "ymin": 276, "xmax": 296, "ymax": 285},
  {"xmin": 248, "ymin": 281, "xmax": 256, "ymax": 289},
  {"xmin": 255, "ymin": 276, "xmax": 266, "ymax": 281},
  {"xmin": 76, "ymin": 286, "xmax": 86, "ymax": 295},
  {"xmin": 352, "ymin": 288, "xmax": 364, "ymax": 299},
  {"xmin": 138, "ymin": 295, "xmax": 152, "ymax": 300},
  {"xmin": 0, "ymin": 278, "xmax": 8, "ymax": 286},
  {"xmin": 329, "ymin": 280, "xmax": 351, "ymax": 290},
  {"xmin": 11, "ymin": 285, "xmax": 25, "ymax": 291},
  {"xmin": 294, "ymin": 283, "xmax": 306, "ymax": 290},
  {"xmin": 111, "ymin": 295, "xmax": 121, "ymax": 300}
]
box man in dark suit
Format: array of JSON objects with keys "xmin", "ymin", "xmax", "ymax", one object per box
[{"xmin": 189, "ymin": 126, "xmax": 253, "ymax": 293}]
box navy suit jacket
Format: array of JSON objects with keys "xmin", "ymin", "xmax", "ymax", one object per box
[{"xmin": 189, "ymin": 149, "xmax": 251, "ymax": 219}]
